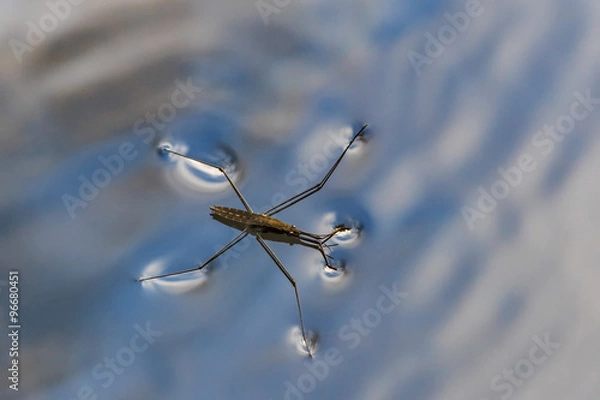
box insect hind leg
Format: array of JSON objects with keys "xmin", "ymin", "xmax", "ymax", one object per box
[{"xmin": 161, "ymin": 147, "xmax": 253, "ymax": 212}]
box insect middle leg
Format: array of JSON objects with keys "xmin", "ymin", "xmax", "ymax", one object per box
[
  {"xmin": 256, "ymin": 235, "xmax": 314, "ymax": 358},
  {"xmin": 264, "ymin": 125, "xmax": 368, "ymax": 216}
]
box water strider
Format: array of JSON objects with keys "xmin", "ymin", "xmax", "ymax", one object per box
[{"xmin": 139, "ymin": 125, "xmax": 368, "ymax": 357}]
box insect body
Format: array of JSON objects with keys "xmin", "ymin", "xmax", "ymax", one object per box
[
  {"xmin": 210, "ymin": 206, "xmax": 301, "ymax": 235},
  {"xmin": 139, "ymin": 125, "xmax": 368, "ymax": 357}
]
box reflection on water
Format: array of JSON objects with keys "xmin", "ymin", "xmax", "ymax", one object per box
[
  {"xmin": 320, "ymin": 254, "xmax": 351, "ymax": 290},
  {"xmin": 159, "ymin": 142, "xmax": 243, "ymax": 193},
  {"xmin": 139, "ymin": 258, "xmax": 210, "ymax": 294},
  {"xmin": 319, "ymin": 211, "xmax": 363, "ymax": 248},
  {"xmin": 288, "ymin": 326, "xmax": 319, "ymax": 358}
]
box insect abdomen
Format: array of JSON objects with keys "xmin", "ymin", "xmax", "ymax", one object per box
[{"xmin": 209, "ymin": 206, "xmax": 299, "ymax": 234}]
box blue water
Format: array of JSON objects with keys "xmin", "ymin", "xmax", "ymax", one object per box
[{"xmin": 1, "ymin": 0, "xmax": 599, "ymax": 399}]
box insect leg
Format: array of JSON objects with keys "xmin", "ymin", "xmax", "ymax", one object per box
[
  {"xmin": 297, "ymin": 235, "xmax": 337, "ymax": 270},
  {"xmin": 264, "ymin": 125, "xmax": 367, "ymax": 216},
  {"xmin": 162, "ymin": 148, "xmax": 253, "ymax": 212},
  {"xmin": 139, "ymin": 231, "xmax": 248, "ymax": 281},
  {"xmin": 255, "ymin": 235, "xmax": 314, "ymax": 358}
]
